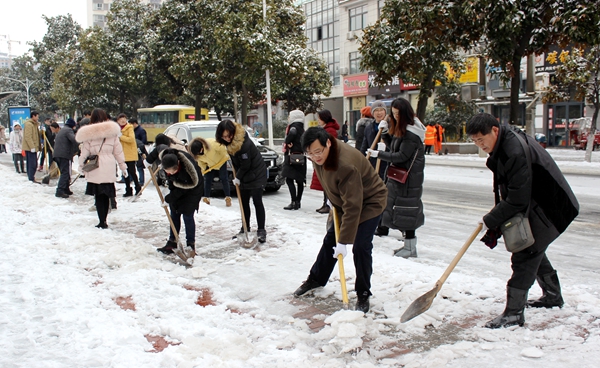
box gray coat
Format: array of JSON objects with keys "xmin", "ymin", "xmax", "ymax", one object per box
[{"xmin": 53, "ymin": 127, "xmax": 79, "ymax": 160}]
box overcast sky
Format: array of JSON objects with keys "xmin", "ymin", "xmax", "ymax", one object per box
[{"xmin": 0, "ymin": 0, "xmax": 88, "ymax": 56}]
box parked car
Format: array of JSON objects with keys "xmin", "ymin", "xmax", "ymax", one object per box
[{"xmin": 163, "ymin": 121, "xmax": 285, "ymax": 192}]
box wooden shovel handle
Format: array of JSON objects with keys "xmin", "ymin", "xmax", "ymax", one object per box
[
  {"xmin": 437, "ymin": 224, "xmax": 483, "ymax": 286},
  {"xmin": 332, "ymin": 208, "xmax": 349, "ymax": 306}
]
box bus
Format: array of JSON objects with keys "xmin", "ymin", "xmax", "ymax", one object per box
[{"xmin": 137, "ymin": 105, "xmax": 209, "ymax": 142}]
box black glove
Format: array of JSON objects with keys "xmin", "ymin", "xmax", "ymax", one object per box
[{"xmin": 480, "ymin": 228, "xmax": 502, "ymax": 249}]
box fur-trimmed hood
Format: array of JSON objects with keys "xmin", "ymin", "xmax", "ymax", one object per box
[
  {"xmin": 159, "ymin": 148, "xmax": 199, "ymax": 190},
  {"xmin": 76, "ymin": 120, "xmax": 121, "ymax": 143},
  {"xmin": 225, "ymin": 123, "xmax": 247, "ymax": 156}
]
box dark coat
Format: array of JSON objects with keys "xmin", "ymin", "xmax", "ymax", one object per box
[
  {"xmin": 355, "ymin": 117, "xmax": 372, "ymax": 151},
  {"xmin": 483, "ymin": 125, "xmax": 579, "ymax": 237},
  {"xmin": 360, "ymin": 120, "xmax": 388, "ymax": 178},
  {"xmin": 160, "ymin": 148, "xmax": 203, "ymax": 215},
  {"xmin": 226, "ymin": 123, "xmax": 267, "ymax": 190},
  {"xmin": 281, "ymin": 121, "xmax": 306, "ymax": 181},
  {"xmin": 42, "ymin": 124, "xmax": 55, "ymax": 150},
  {"xmin": 53, "ymin": 127, "xmax": 79, "ymax": 160},
  {"xmin": 134, "ymin": 125, "xmax": 147, "ymax": 145},
  {"xmin": 378, "ymin": 128, "xmax": 426, "ymax": 231},
  {"xmin": 136, "ymin": 139, "xmax": 149, "ymax": 168}
]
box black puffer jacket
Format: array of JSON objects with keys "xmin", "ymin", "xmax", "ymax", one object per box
[
  {"xmin": 484, "ymin": 125, "xmax": 579, "ymax": 234},
  {"xmin": 160, "ymin": 148, "xmax": 203, "ymax": 215},
  {"xmin": 378, "ymin": 119, "xmax": 427, "ymax": 231},
  {"xmin": 226, "ymin": 123, "xmax": 266, "ymax": 190},
  {"xmin": 281, "ymin": 121, "xmax": 306, "ymax": 181}
]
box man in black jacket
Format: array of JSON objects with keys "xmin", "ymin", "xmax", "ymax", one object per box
[
  {"xmin": 53, "ymin": 119, "xmax": 79, "ymax": 198},
  {"xmin": 467, "ymin": 113, "xmax": 579, "ymax": 329}
]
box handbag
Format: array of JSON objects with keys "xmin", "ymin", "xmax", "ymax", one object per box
[
  {"xmin": 81, "ymin": 139, "xmax": 105, "ymax": 173},
  {"xmin": 289, "ymin": 153, "xmax": 305, "ymax": 166},
  {"xmin": 499, "ymin": 131, "xmax": 535, "ymax": 252},
  {"xmin": 386, "ymin": 150, "xmax": 417, "ymax": 184}
]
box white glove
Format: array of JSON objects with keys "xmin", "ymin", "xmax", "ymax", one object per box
[
  {"xmin": 160, "ymin": 201, "xmax": 168, "ymax": 208},
  {"xmin": 478, "ymin": 218, "xmax": 488, "ymax": 232},
  {"xmin": 367, "ymin": 149, "xmax": 379, "ymax": 158},
  {"xmin": 31, "ymin": 148, "xmax": 36, "ymax": 153},
  {"xmin": 379, "ymin": 120, "xmax": 389, "ymax": 130},
  {"xmin": 377, "ymin": 142, "xmax": 386, "ymax": 151},
  {"xmin": 333, "ymin": 243, "xmax": 347, "ymax": 259},
  {"xmin": 233, "ymin": 177, "xmax": 240, "ymax": 186},
  {"xmin": 326, "ymin": 199, "xmax": 332, "ymax": 208},
  {"xmin": 143, "ymin": 159, "xmax": 151, "ymax": 168},
  {"xmin": 121, "ymin": 170, "xmax": 129, "ymax": 179}
]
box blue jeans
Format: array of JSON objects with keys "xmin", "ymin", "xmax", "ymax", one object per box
[
  {"xmin": 169, "ymin": 208, "xmax": 196, "ymax": 244},
  {"xmin": 308, "ymin": 214, "xmax": 380, "ymax": 296},
  {"xmin": 204, "ymin": 165, "xmax": 230, "ymax": 197},
  {"xmin": 137, "ymin": 166, "xmax": 145, "ymax": 186}
]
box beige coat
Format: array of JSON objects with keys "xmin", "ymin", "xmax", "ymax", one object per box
[
  {"xmin": 22, "ymin": 118, "xmax": 41, "ymax": 151},
  {"xmin": 76, "ymin": 121, "xmax": 127, "ymax": 184}
]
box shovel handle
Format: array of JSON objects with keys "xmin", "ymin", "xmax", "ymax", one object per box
[
  {"xmin": 366, "ymin": 127, "xmax": 384, "ymax": 160},
  {"xmin": 149, "ymin": 166, "xmax": 180, "ymax": 242},
  {"xmin": 332, "ymin": 208, "xmax": 349, "ymax": 306},
  {"xmin": 437, "ymin": 224, "xmax": 482, "ymax": 286},
  {"xmin": 131, "ymin": 167, "xmax": 158, "ymax": 201},
  {"xmin": 231, "ymin": 164, "xmax": 251, "ymax": 241}
]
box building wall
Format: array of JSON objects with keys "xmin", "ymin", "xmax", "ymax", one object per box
[{"xmin": 88, "ymin": 0, "xmax": 163, "ymax": 29}]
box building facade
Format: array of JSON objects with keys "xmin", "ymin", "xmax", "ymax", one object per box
[{"xmin": 88, "ymin": 0, "xmax": 163, "ymax": 29}]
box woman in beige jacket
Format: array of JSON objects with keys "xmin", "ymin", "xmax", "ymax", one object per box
[{"xmin": 76, "ymin": 109, "xmax": 128, "ymax": 229}]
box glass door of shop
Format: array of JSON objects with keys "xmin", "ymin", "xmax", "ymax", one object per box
[{"xmin": 547, "ymin": 103, "xmax": 583, "ymax": 147}]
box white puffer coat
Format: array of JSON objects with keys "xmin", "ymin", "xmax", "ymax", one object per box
[{"xmin": 76, "ymin": 121, "xmax": 127, "ymax": 184}]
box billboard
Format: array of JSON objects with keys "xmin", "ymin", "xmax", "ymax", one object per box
[
  {"xmin": 8, "ymin": 106, "xmax": 31, "ymax": 132},
  {"xmin": 343, "ymin": 73, "xmax": 369, "ymax": 96}
]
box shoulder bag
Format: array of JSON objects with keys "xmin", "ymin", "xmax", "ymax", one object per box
[
  {"xmin": 288, "ymin": 153, "xmax": 306, "ymax": 166},
  {"xmin": 499, "ymin": 131, "xmax": 535, "ymax": 252},
  {"xmin": 386, "ymin": 150, "xmax": 417, "ymax": 184},
  {"xmin": 82, "ymin": 138, "xmax": 105, "ymax": 173}
]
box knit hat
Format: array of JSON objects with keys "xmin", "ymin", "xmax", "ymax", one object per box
[
  {"xmin": 371, "ymin": 100, "xmax": 387, "ymax": 113},
  {"xmin": 360, "ymin": 106, "xmax": 372, "ymax": 118},
  {"xmin": 288, "ymin": 110, "xmax": 305, "ymax": 124},
  {"xmin": 65, "ymin": 118, "xmax": 76, "ymax": 128}
]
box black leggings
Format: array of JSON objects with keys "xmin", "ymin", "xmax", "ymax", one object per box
[
  {"xmin": 124, "ymin": 161, "xmax": 140, "ymax": 190},
  {"xmin": 405, "ymin": 230, "xmax": 416, "ymax": 239},
  {"xmin": 286, "ymin": 178, "xmax": 304, "ymax": 202},
  {"xmin": 240, "ymin": 187, "xmax": 265, "ymax": 230},
  {"xmin": 95, "ymin": 194, "xmax": 110, "ymax": 225}
]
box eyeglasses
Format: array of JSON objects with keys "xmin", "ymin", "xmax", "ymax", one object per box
[{"xmin": 304, "ymin": 147, "xmax": 326, "ymax": 158}]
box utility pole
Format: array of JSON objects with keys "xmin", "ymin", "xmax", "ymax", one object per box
[
  {"xmin": 0, "ymin": 76, "xmax": 36, "ymax": 106},
  {"xmin": 0, "ymin": 35, "xmax": 22, "ymax": 68},
  {"xmin": 263, "ymin": 0, "xmax": 274, "ymax": 148}
]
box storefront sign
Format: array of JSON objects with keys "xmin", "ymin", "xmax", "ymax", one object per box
[
  {"xmin": 401, "ymin": 80, "xmax": 419, "ymax": 90},
  {"xmin": 368, "ymin": 72, "xmax": 401, "ymax": 95},
  {"xmin": 445, "ymin": 57, "xmax": 480, "ymax": 84},
  {"xmin": 343, "ymin": 73, "xmax": 369, "ymax": 96}
]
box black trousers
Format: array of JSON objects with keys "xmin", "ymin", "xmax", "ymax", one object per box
[
  {"xmin": 507, "ymin": 205, "xmax": 561, "ymax": 291},
  {"xmin": 308, "ymin": 214, "xmax": 380, "ymax": 296},
  {"xmin": 13, "ymin": 153, "xmax": 24, "ymax": 172},
  {"xmin": 286, "ymin": 177, "xmax": 304, "ymax": 202},
  {"xmin": 55, "ymin": 157, "xmax": 71, "ymax": 194},
  {"xmin": 26, "ymin": 151, "xmax": 37, "ymax": 181},
  {"xmin": 240, "ymin": 187, "xmax": 265, "ymax": 230},
  {"xmin": 124, "ymin": 161, "xmax": 140, "ymax": 191},
  {"xmin": 95, "ymin": 194, "xmax": 110, "ymax": 225}
]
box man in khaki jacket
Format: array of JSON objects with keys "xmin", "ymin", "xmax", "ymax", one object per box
[
  {"xmin": 22, "ymin": 111, "xmax": 41, "ymax": 182},
  {"xmin": 293, "ymin": 127, "xmax": 387, "ymax": 313}
]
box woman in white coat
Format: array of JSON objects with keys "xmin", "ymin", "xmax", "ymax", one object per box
[{"xmin": 76, "ymin": 108, "xmax": 128, "ymax": 229}]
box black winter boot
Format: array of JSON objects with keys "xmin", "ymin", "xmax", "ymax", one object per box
[
  {"xmin": 257, "ymin": 229, "xmax": 267, "ymax": 243},
  {"xmin": 485, "ymin": 287, "xmax": 528, "ymax": 329},
  {"xmin": 527, "ymin": 270, "xmax": 564, "ymax": 308},
  {"xmin": 283, "ymin": 202, "xmax": 296, "ymax": 210},
  {"xmin": 316, "ymin": 203, "xmax": 330, "ymax": 214},
  {"xmin": 293, "ymin": 278, "xmax": 321, "ymax": 297},
  {"xmin": 123, "ymin": 188, "xmax": 133, "ymax": 197},
  {"xmin": 157, "ymin": 240, "xmax": 177, "ymax": 254},
  {"xmin": 356, "ymin": 291, "xmax": 370, "ymax": 313},
  {"xmin": 375, "ymin": 226, "xmax": 389, "ymax": 236}
]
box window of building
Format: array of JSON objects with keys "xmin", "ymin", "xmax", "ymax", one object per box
[
  {"xmin": 349, "ymin": 51, "xmax": 362, "ymax": 75},
  {"xmin": 95, "ymin": 3, "xmax": 103, "ymax": 11},
  {"xmin": 349, "ymin": 5, "xmax": 367, "ymax": 31},
  {"xmin": 303, "ymin": 0, "xmax": 340, "ymax": 86}
]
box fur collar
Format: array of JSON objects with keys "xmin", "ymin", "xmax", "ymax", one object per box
[
  {"xmin": 158, "ymin": 149, "xmax": 199, "ymax": 190},
  {"xmin": 225, "ymin": 123, "xmax": 247, "ymax": 156},
  {"xmin": 76, "ymin": 121, "xmax": 121, "ymax": 143}
]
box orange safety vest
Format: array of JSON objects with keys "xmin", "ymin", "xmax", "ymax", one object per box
[{"xmin": 424, "ymin": 125, "xmax": 437, "ymax": 146}]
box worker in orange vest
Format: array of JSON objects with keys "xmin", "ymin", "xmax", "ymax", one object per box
[
  {"xmin": 424, "ymin": 122, "xmax": 437, "ymax": 155},
  {"xmin": 434, "ymin": 123, "xmax": 444, "ymax": 154}
]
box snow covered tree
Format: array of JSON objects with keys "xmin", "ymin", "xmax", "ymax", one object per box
[
  {"xmin": 543, "ymin": 46, "xmax": 600, "ymax": 162},
  {"xmin": 425, "ymin": 82, "xmax": 478, "ymax": 142},
  {"xmin": 359, "ymin": 0, "xmax": 475, "ymax": 121}
]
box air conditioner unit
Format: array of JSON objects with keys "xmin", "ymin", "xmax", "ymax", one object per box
[
  {"xmin": 535, "ymin": 72, "xmax": 550, "ymax": 91},
  {"xmin": 340, "ymin": 67, "xmax": 349, "ymax": 76},
  {"xmin": 346, "ymin": 31, "xmax": 356, "ymax": 40}
]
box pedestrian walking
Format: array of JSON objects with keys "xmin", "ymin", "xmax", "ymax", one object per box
[
  {"xmin": 293, "ymin": 127, "xmax": 387, "ymax": 313},
  {"xmin": 342, "ymin": 120, "xmax": 349, "ymax": 143},
  {"xmin": 9, "ymin": 124, "xmax": 24, "ymax": 173},
  {"xmin": 216, "ymin": 119, "xmax": 268, "ymax": 243},
  {"xmin": 282, "ymin": 110, "xmax": 307, "ymax": 210},
  {"xmin": 53, "ymin": 119, "xmax": 79, "ymax": 198},
  {"xmin": 22, "ymin": 111, "xmax": 41, "ymax": 182},
  {"xmin": 188, "ymin": 136, "xmax": 232, "ymax": 207},
  {"xmin": 116, "ymin": 113, "xmax": 141, "ymax": 197},
  {"xmin": 367, "ymin": 98, "xmax": 426, "ymax": 257},
  {"xmin": 311, "ymin": 109, "xmax": 340, "ymax": 214},
  {"xmin": 76, "ymin": 108, "xmax": 128, "ymax": 229},
  {"xmin": 466, "ymin": 113, "xmax": 579, "ymax": 329}
]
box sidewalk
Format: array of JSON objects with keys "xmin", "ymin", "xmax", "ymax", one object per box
[{"xmin": 424, "ymin": 148, "xmax": 600, "ymax": 176}]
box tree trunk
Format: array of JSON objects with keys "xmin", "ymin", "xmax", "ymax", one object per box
[
  {"xmin": 241, "ymin": 83, "xmax": 248, "ymax": 127},
  {"xmin": 119, "ymin": 89, "xmax": 125, "ymax": 113},
  {"xmin": 195, "ymin": 93, "xmax": 203, "ymax": 122},
  {"xmin": 584, "ymin": 103, "xmax": 599, "ymax": 163},
  {"xmin": 416, "ymin": 71, "xmax": 435, "ymax": 121},
  {"xmin": 233, "ymin": 87, "xmax": 239, "ymax": 122},
  {"xmin": 509, "ymin": 58, "xmax": 522, "ymax": 125}
]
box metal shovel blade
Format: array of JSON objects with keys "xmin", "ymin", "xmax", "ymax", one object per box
[
  {"xmin": 400, "ymin": 282, "xmax": 441, "ymax": 323},
  {"xmin": 238, "ymin": 232, "xmax": 258, "ymax": 249}
]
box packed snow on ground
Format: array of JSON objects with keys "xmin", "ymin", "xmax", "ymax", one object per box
[{"xmin": 0, "ymin": 151, "xmax": 599, "ymax": 368}]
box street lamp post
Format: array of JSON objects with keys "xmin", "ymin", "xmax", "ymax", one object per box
[
  {"xmin": 263, "ymin": 0, "xmax": 274, "ymax": 148},
  {"xmin": 0, "ymin": 76, "xmax": 36, "ymax": 106}
]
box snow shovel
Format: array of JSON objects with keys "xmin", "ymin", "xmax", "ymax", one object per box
[
  {"xmin": 41, "ymin": 161, "xmax": 60, "ymax": 185},
  {"xmin": 130, "ymin": 167, "xmax": 159, "ymax": 202},
  {"xmin": 149, "ymin": 166, "xmax": 193, "ymax": 266},
  {"xmin": 231, "ymin": 165, "xmax": 258, "ymax": 249},
  {"xmin": 401, "ymin": 223, "xmax": 482, "ymax": 323},
  {"xmin": 332, "ymin": 207, "xmax": 349, "ymax": 309},
  {"xmin": 365, "ymin": 127, "xmax": 384, "ymax": 173}
]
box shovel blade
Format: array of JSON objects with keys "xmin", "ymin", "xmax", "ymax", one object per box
[
  {"xmin": 400, "ymin": 284, "xmax": 441, "ymax": 323},
  {"xmin": 238, "ymin": 233, "xmax": 258, "ymax": 249}
]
